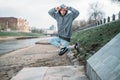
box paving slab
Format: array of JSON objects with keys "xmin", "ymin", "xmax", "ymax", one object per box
[{"xmin": 11, "ymin": 66, "xmax": 88, "ymax": 80}]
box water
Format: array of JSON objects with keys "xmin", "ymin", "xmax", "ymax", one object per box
[{"xmin": 0, "ymin": 37, "xmax": 50, "ymax": 55}]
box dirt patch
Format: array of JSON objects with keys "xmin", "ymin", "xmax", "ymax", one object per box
[{"xmin": 28, "ymin": 55, "xmax": 71, "ymax": 67}]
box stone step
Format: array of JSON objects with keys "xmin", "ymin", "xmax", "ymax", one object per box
[{"xmin": 11, "ymin": 66, "xmax": 88, "ymax": 80}]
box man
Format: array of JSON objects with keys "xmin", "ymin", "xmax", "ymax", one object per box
[{"xmin": 48, "ymin": 4, "xmax": 80, "ymax": 56}]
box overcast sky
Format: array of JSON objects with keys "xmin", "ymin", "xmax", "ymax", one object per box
[{"xmin": 0, "ymin": 0, "xmax": 119, "ymax": 29}]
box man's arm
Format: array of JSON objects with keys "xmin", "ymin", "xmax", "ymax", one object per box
[
  {"xmin": 48, "ymin": 7, "xmax": 61, "ymax": 20},
  {"xmin": 68, "ymin": 7, "xmax": 79, "ymax": 20}
]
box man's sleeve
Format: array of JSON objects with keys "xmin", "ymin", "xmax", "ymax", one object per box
[
  {"xmin": 48, "ymin": 8, "xmax": 58, "ymax": 20},
  {"xmin": 68, "ymin": 7, "xmax": 79, "ymax": 20}
]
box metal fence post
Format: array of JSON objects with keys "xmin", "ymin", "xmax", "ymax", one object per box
[
  {"xmin": 112, "ymin": 14, "xmax": 115, "ymax": 21},
  {"xmin": 95, "ymin": 22, "xmax": 97, "ymax": 26},
  {"xmin": 104, "ymin": 18, "xmax": 106, "ymax": 23},
  {"xmin": 107, "ymin": 16, "xmax": 110, "ymax": 22},
  {"xmin": 97, "ymin": 21, "xmax": 100, "ymax": 25},
  {"xmin": 100, "ymin": 20, "xmax": 102, "ymax": 24},
  {"xmin": 119, "ymin": 11, "xmax": 120, "ymax": 20}
]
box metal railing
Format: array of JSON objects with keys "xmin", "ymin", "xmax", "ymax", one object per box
[{"xmin": 75, "ymin": 11, "xmax": 120, "ymax": 32}]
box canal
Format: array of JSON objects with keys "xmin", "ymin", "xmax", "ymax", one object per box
[{"xmin": 0, "ymin": 37, "xmax": 50, "ymax": 55}]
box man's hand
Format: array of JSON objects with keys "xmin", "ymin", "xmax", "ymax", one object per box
[{"xmin": 55, "ymin": 7, "xmax": 61, "ymax": 12}]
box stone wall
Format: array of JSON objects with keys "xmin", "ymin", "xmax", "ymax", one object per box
[{"xmin": 0, "ymin": 17, "xmax": 30, "ymax": 32}]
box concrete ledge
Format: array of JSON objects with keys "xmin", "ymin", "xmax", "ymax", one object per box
[
  {"xmin": 35, "ymin": 41, "xmax": 50, "ymax": 45},
  {"xmin": 87, "ymin": 33, "xmax": 120, "ymax": 80},
  {"xmin": 35, "ymin": 38, "xmax": 50, "ymax": 45}
]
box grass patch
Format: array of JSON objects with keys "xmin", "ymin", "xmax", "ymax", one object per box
[
  {"xmin": 71, "ymin": 21, "xmax": 120, "ymax": 61},
  {"xmin": 0, "ymin": 32, "xmax": 43, "ymax": 37}
]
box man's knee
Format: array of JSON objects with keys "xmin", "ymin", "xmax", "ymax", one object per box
[
  {"xmin": 61, "ymin": 39, "xmax": 69, "ymax": 47},
  {"xmin": 50, "ymin": 37, "xmax": 57, "ymax": 44},
  {"xmin": 50, "ymin": 38, "xmax": 53, "ymax": 44},
  {"xmin": 49, "ymin": 37, "xmax": 61, "ymax": 48}
]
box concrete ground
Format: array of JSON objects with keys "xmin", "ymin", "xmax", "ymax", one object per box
[{"xmin": 11, "ymin": 66, "xmax": 88, "ymax": 80}]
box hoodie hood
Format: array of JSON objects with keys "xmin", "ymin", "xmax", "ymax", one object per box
[{"xmin": 60, "ymin": 4, "xmax": 67, "ymax": 9}]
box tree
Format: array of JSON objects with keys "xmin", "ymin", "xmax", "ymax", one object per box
[
  {"xmin": 79, "ymin": 20, "xmax": 87, "ymax": 27},
  {"xmin": 72, "ymin": 20, "xmax": 80, "ymax": 31},
  {"xmin": 88, "ymin": 2, "xmax": 105, "ymax": 23},
  {"xmin": 111, "ymin": 0, "xmax": 120, "ymax": 5},
  {"xmin": 30, "ymin": 27, "xmax": 44, "ymax": 33},
  {"xmin": 49, "ymin": 25, "xmax": 55, "ymax": 30},
  {"xmin": 111, "ymin": 0, "xmax": 120, "ymax": 2}
]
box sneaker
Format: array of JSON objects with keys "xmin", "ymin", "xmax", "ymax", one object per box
[
  {"xmin": 74, "ymin": 42, "xmax": 80, "ymax": 53},
  {"xmin": 58, "ymin": 47, "xmax": 69, "ymax": 56}
]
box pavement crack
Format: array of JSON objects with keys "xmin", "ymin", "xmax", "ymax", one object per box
[{"xmin": 43, "ymin": 67, "xmax": 49, "ymax": 80}]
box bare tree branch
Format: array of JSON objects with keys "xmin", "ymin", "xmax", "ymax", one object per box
[
  {"xmin": 111, "ymin": 0, "xmax": 120, "ymax": 4},
  {"xmin": 88, "ymin": 2, "xmax": 105, "ymax": 23}
]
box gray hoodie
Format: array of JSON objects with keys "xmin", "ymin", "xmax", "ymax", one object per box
[{"xmin": 48, "ymin": 5, "xmax": 79, "ymax": 42}]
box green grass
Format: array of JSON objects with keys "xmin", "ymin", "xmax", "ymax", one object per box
[
  {"xmin": 71, "ymin": 21, "xmax": 120, "ymax": 61},
  {"xmin": 0, "ymin": 32, "xmax": 43, "ymax": 37}
]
